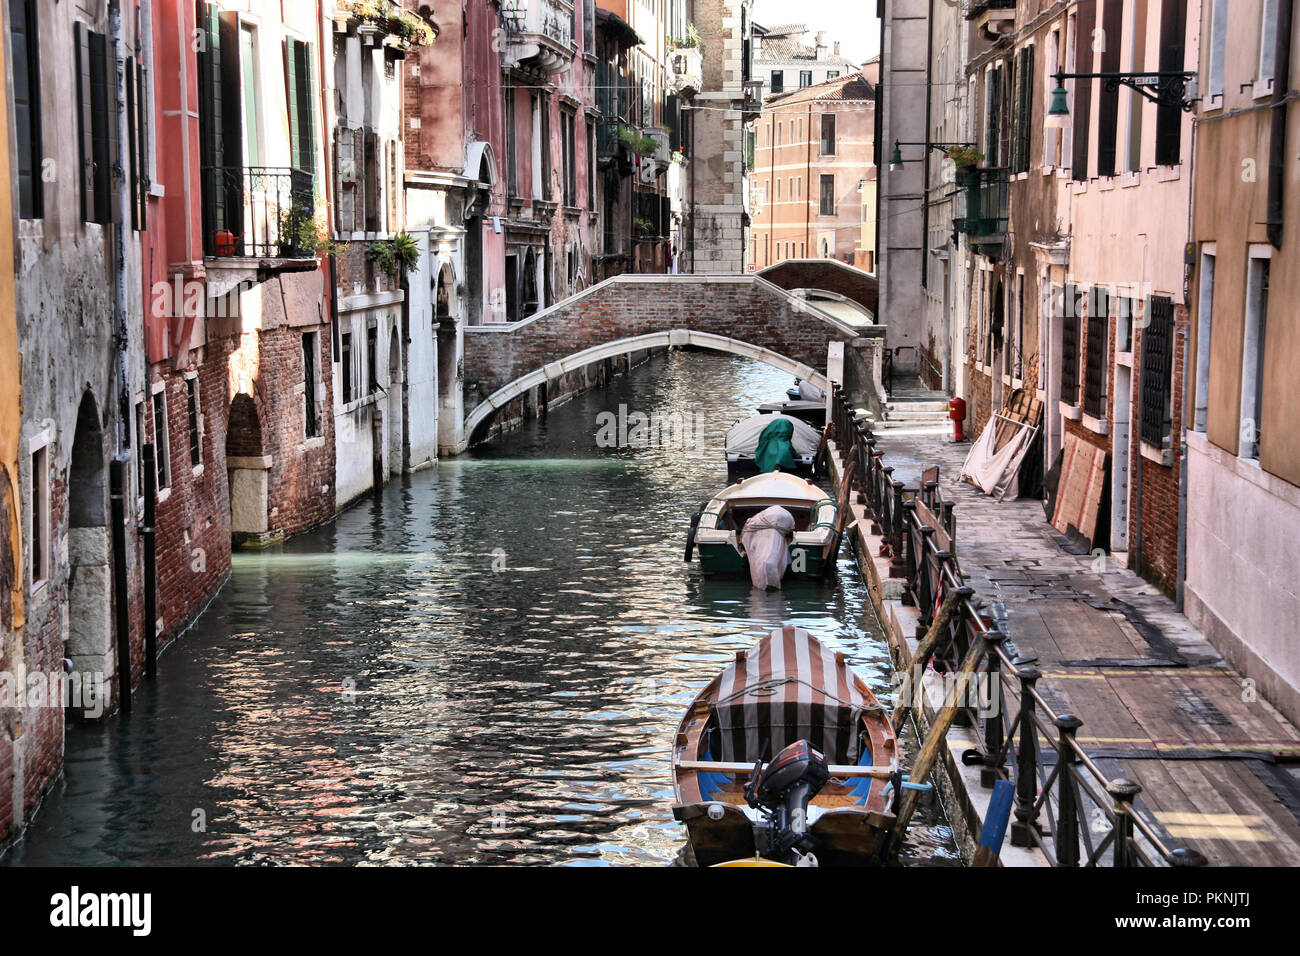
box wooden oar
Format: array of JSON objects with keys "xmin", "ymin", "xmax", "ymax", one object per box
[
  {"xmin": 886, "ymin": 630, "xmax": 988, "ymax": 859},
  {"xmin": 890, "ymin": 587, "xmax": 971, "ymax": 734},
  {"xmin": 972, "ymin": 778, "xmax": 1015, "ymax": 866}
]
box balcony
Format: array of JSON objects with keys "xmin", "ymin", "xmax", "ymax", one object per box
[
  {"xmin": 954, "ymin": 166, "xmax": 1008, "ymax": 252},
  {"xmin": 668, "ymin": 46, "xmax": 703, "ymax": 97},
  {"xmin": 202, "ymin": 166, "xmax": 317, "ymax": 293},
  {"xmin": 966, "ymin": 0, "xmax": 1016, "ymax": 41},
  {"xmin": 501, "ymin": 0, "xmax": 575, "ymax": 76}
]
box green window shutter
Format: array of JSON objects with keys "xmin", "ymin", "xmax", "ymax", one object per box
[
  {"xmin": 127, "ymin": 56, "xmax": 139, "ymax": 230},
  {"xmin": 137, "ymin": 59, "xmax": 149, "ymax": 230},
  {"xmin": 298, "ymin": 41, "xmax": 316, "ymax": 180},
  {"xmin": 90, "ymin": 29, "xmax": 120, "ymax": 224},
  {"xmin": 12, "ymin": 0, "xmax": 43, "ymax": 218},
  {"xmin": 76, "ymin": 22, "xmax": 96, "ymax": 222},
  {"xmin": 285, "ymin": 39, "xmax": 301, "ymax": 171}
]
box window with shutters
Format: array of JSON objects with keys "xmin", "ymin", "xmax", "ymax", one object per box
[
  {"xmin": 984, "ymin": 66, "xmax": 1003, "ymax": 168},
  {"xmin": 1060, "ymin": 283, "xmax": 1082, "ymax": 405},
  {"xmin": 125, "ymin": 58, "xmax": 149, "ymax": 231},
  {"xmin": 770, "ymin": 70, "xmax": 784, "ymax": 94},
  {"xmin": 76, "ymin": 23, "xmax": 118, "ymax": 225},
  {"xmin": 1083, "ymin": 286, "xmax": 1110, "ymax": 419},
  {"xmin": 1096, "ymin": 0, "xmax": 1123, "ymax": 177},
  {"xmin": 561, "ymin": 107, "xmax": 577, "ymax": 207},
  {"xmin": 10, "ymin": 0, "xmax": 43, "ymax": 219},
  {"xmin": 506, "ymin": 88, "xmax": 518, "ymax": 198},
  {"xmin": 799, "ymin": 71, "xmax": 812, "ymax": 88},
  {"xmin": 1156, "ymin": 0, "xmax": 1188, "ymax": 165},
  {"xmin": 1071, "ymin": 2, "xmax": 1095, "ymax": 180},
  {"xmin": 1010, "ymin": 46, "xmax": 1034, "ymax": 174},
  {"xmin": 284, "ymin": 38, "xmax": 316, "ymax": 176},
  {"xmin": 587, "ymin": 123, "xmax": 596, "ymax": 211},
  {"xmin": 1140, "ymin": 296, "xmax": 1175, "ymax": 447}
]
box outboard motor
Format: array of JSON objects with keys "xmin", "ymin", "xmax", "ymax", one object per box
[{"xmin": 744, "ymin": 739, "xmax": 830, "ymax": 864}]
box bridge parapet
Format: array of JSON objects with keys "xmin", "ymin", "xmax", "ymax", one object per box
[{"xmin": 455, "ymin": 274, "xmax": 867, "ymax": 446}]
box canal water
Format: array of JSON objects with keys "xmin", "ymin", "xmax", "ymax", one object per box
[{"xmin": 6, "ymin": 350, "xmax": 960, "ymax": 866}]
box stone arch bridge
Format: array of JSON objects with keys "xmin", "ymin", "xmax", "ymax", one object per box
[{"xmin": 456, "ymin": 274, "xmax": 865, "ymax": 447}]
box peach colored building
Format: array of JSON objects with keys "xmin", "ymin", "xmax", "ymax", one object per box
[{"xmin": 751, "ymin": 72, "xmax": 876, "ymax": 269}]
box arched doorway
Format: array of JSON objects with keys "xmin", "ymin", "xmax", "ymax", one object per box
[
  {"xmin": 226, "ymin": 393, "xmax": 269, "ymax": 545},
  {"xmin": 66, "ymin": 390, "xmax": 111, "ymax": 716},
  {"xmin": 387, "ymin": 326, "xmax": 403, "ymax": 476}
]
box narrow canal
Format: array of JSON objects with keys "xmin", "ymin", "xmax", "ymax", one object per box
[{"xmin": 7, "ymin": 350, "xmax": 959, "ymax": 866}]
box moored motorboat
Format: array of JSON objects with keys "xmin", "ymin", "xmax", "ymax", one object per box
[
  {"xmin": 672, "ymin": 625, "xmax": 899, "ymax": 866},
  {"xmin": 756, "ymin": 399, "xmax": 827, "ymax": 429},
  {"xmin": 724, "ymin": 413, "xmax": 823, "ymax": 481},
  {"xmin": 685, "ymin": 472, "xmax": 842, "ymax": 583}
]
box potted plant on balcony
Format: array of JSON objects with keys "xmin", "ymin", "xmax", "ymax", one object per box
[
  {"xmin": 946, "ymin": 145, "xmax": 984, "ymax": 187},
  {"xmin": 633, "ymin": 217, "xmax": 656, "ymax": 239}
]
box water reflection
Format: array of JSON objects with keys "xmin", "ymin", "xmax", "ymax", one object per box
[{"xmin": 6, "ymin": 350, "xmax": 959, "ymax": 866}]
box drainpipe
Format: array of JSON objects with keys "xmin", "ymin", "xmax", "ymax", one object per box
[
  {"xmin": 110, "ymin": 460, "xmax": 132, "ymax": 715},
  {"xmin": 805, "ymin": 102, "xmax": 812, "ymax": 254},
  {"xmin": 109, "ymin": 1, "xmax": 134, "ymax": 712},
  {"xmin": 110, "ymin": 1, "xmax": 131, "ymax": 448},
  {"xmin": 1266, "ymin": 0, "xmax": 1294, "ymax": 249}
]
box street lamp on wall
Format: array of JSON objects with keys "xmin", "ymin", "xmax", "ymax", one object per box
[
  {"xmin": 1045, "ymin": 69, "xmax": 1198, "ymax": 131},
  {"xmin": 889, "ymin": 140, "xmax": 976, "ymax": 172}
]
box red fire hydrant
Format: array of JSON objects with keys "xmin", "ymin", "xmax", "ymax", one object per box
[{"xmin": 948, "ymin": 397, "xmax": 967, "ymax": 443}]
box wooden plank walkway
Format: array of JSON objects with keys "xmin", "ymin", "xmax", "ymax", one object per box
[{"xmin": 874, "ymin": 431, "xmax": 1300, "ymax": 866}]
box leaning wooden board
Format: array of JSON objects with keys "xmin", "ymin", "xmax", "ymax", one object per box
[{"xmin": 1052, "ymin": 432, "xmax": 1107, "ymax": 545}]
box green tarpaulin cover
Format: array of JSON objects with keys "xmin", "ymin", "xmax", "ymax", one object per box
[{"xmin": 753, "ymin": 418, "xmax": 800, "ymax": 473}]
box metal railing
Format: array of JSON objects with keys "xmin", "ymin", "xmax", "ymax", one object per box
[
  {"xmin": 202, "ymin": 165, "xmax": 315, "ymax": 259},
  {"xmin": 831, "ymin": 384, "xmax": 1208, "ymax": 868}
]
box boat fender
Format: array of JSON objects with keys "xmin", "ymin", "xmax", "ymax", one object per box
[{"xmin": 685, "ymin": 513, "xmax": 702, "ymax": 562}]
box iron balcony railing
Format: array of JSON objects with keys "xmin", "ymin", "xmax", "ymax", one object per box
[
  {"xmin": 202, "ymin": 165, "xmax": 315, "ymax": 259},
  {"xmin": 829, "ymin": 384, "xmax": 1210, "ymax": 868}
]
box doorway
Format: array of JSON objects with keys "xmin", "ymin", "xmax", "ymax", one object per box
[
  {"xmin": 66, "ymin": 391, "xmax": 112, "ymax": 714},
  {"xmin": 226, "ymin": 393, "xmax": 269, "ymax": 544}
]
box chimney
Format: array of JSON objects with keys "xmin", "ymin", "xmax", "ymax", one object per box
[
  {"xmin": 834, "ymin": 41, "xmax": 841, "ymax": 57},
  {"xmin": 815, "ymin": 31, "xmax": 828, "ymax": 60}
]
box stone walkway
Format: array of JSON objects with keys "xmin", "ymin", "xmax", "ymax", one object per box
[{"xmin": 872, "ymin": 424, "xmax": 1300, "ymax": 867}]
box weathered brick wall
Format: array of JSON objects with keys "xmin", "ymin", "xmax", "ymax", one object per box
[
  {"xmin": 151, "ymin": 352, "xmax": 234, "ymax": 649},
  {"xmin": 1131, "ymin": 307, "xmax": 1187, "ymax": 597},
  {"xmin": 260, "ymin": 326, "xmax": 337, "ymax": 539},
  {"xmin": 462, "ymin": 276, "xmax": 855, "ymax": 420}
]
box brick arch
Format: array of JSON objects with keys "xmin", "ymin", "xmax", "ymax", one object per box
[{"xmin": 461, "ymin": 274, "xmax": 859, "ymax": 440}]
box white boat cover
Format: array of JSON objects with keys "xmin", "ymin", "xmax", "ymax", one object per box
[
  {"xmin": 725, "ymin": 414, "xmax": 822, "ymax": 457},
  {"xmin": 740, "ymin": 505, "xmax": 794, "ymax": 589},
  {"xmin": 798, "ymin": 381, "xmax": 826, "ymax": 401},
  {"xmin": 714, "ymin": 626, "xmax": 869, "ymax": 763}
]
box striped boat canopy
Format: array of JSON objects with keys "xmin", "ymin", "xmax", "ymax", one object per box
[{"xmin": 714, "ymin": 626, "xmax": 872, "ymax": 764}]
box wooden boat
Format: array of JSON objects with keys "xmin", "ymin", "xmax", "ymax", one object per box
[
  {"xmin": 724, "ymin": 413, "xmax": 822, "ymax": 481},
  {"xmin": 756, "ymin": 399, "xmax": 827, "ymax": 429},
  {"xmin": 672, "ymin": 625, "xmax": 899, "ymax": 866},
  {"xmin": 685, "ymin": 472, "xmax": 842, "ymax": 581}
]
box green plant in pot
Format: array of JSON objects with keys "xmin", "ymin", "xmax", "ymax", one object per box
[{"xmin": 366, "ymin": 232, "xmax": 421, "ymax": 280}]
